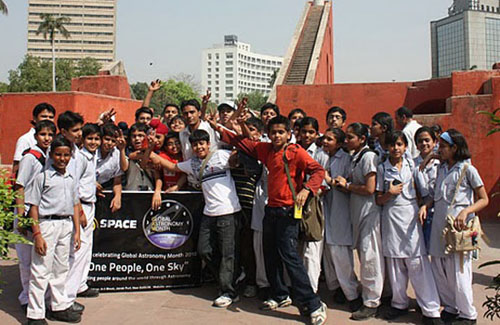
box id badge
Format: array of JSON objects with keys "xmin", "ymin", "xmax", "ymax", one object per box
[{"xmin": 294, "ymin": 204, "xmax": 303, "ymax": 219}]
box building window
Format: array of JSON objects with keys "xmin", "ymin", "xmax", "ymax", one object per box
[
  {"xmin": 226, "ymin": 80, "xmax": 233, "ymax": 84},
  {"xmin": 207, "ymin": 68, "xmax": 211, "ymax": 72},
  {"xmin": 226, "ymin": 74, "xmax": 233, "ymax": 78},
  {"xmin": 226, "ymin": 67, "xmax": 233, "ymax": 72},
  {"xmin": 486, "ymin": 18, "xmax": 500, "ymax": 69},
  {"xmin": 208, "ymin": 54, "xmax": 212, "ymax": 60},
  {"xmin": 226, "ymin": 61, "xmax": 233, "ymax": 65},
  {"xmin": 436, "ymin": 20, "xmax": 466, "ymax": 76},
  {"xmin": 207, "ymin": 74, "xmax": 212, "ymax": 79},
  {"xmin": 226, "ymin": 93, "xmax": 233, "ymax": 98},
  {"xmin": 226, "ymin": 53, "xmax": 233, "ymax": 58},
  {"xmin": 226, "ymin": 87, "xmax": 233, "ymax": 91}
]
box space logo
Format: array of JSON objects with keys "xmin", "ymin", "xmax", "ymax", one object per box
[{"xmin": 142, "ymin": 200, "xmax": 193, "ymax": 250}]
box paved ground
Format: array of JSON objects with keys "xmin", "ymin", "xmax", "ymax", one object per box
[{"xmin": 1, "ymin": 222, "xmax": 499, "ymax": 325}]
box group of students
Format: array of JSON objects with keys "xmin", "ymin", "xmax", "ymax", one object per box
[{"xmin": 11, "ymin": 80, "xmax": 489, "ymax": 325}]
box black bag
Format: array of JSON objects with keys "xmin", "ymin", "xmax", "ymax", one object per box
[{"xmin": 283, "ymin": 145, "xmax": 324, "ymax": 242}]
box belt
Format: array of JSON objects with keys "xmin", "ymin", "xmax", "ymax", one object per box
[
  {"xmin": 80, "ymin": 200, "xmax": 94, "ymax": 205},
  {"xmin": 41, "ymin": 215, "xmax": 71, "ymax": 220}
]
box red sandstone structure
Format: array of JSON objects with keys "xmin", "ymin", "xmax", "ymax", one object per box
[{"xmin": 0, "ymin": 0, "xmax": 498, "ymax": 218}]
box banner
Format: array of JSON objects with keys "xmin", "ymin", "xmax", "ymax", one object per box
[{"xmin": 88, "ymin": 191, "xmax": 204, "ymax": 292}]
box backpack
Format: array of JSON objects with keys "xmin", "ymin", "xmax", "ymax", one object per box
[{"xmin": 283, "ymin": 145, "xmax": 324, "ymax": 242}]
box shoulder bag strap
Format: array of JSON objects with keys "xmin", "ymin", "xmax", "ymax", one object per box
[
  {"xmin": 198, "ymin": 151, "xmax": 215, "ymax": 183},
  {"xmin": 449, "ymin": 163, "xmax": 469, "ymax": 207},
  {"xmin": 282, "ymin": 145, "xmax": 297, "ymax": 202}
]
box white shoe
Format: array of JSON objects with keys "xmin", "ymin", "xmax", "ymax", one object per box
[
  {"xmin": 260, "ymin": 296, "xmax": 292, "ymax": 310},
  {"xmin": 310, "ymin": 302, "xmax": 327, "ymax": 325},
  {"xmin": 213, "ymin": 294, "xmax": 239, "ymax": 308}
]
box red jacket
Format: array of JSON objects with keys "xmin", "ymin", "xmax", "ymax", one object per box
[{"xmin": 221, "ymin": 129, "xmax": 325, "ymax": 207}]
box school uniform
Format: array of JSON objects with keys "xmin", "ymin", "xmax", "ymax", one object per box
[
  {"xmin": 429, "ymin": 161, "xmax": 483, "ymax": 320},
  {"xmin": 13, "ymin": 128, "xmax": 37, "ymax": 163},
  {"xmin": 349, "ymin": 146, "xmax": 384, "ymax": 308},
  {"xmin": 14, "ymin": 145, "xmax": 47, "ymax": 306},
  {"xmin": 402, "ymin": 120, "xmax": 422, "ymax": 159},
  {"xmin": 301, "ymin": 142, "xmax": 329, "ymax": 293},
  {"xmin": 65, "ymin": 148, "xmax": 97, "ymax": 305},
  {"xmin": 123, "ymin": 158, "xmax": 155, "ymax": 191},
  {"xmin": 377, "ymin": 158, "xmax": 441, "ymax": 318},
  {"xmin": 24, "ymin": 166, "xmax": 78, "ymax": 320},
  {"xmin": 96, "ymin": 147, "xmax": 124, "ymax": 188},
  {"xmin": 414, "ymin": 155, "xmax": 440, "ymax": 250},
  {"xmin": 322, "ymin": 149, "xmax": 359, "ymax": 301}
]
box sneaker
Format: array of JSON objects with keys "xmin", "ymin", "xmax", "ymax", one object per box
[
  {"xmin": 451, "ymin": 318, "xmax": 476, "ymax": 325},
  {"xmin": 310, "ymin": 302, "xmax": 327, "ymax": 325},
  {"xmin": 351, "ymin": 305, "xmax": 378, "ymax": 321},
  {"xmin": 242, "ymin": 285, "xmax": 258, "ymax": 298},
  {"xmin": 212, "ymin": 294, "xmax": 239, "ymax": 308},
  {"xmin": 69, "ymin": 301, "xmax": 85, "ymax": 314},
  {"xmin": 47, "ymin": 308, "xmax": 82, "ymax": 323},
  {"xmin": 441, "ymin": 310, "xmax": 459, "ymax": 323},
  {"xmin": 423, "ymin": 315, "xmax": 444, "ymax": 325},
  {"xmin": 27, "ymin": 319, "xmax": 48, "ymax": 325},
  {"xmin": 383, "ymin": 307, "xmax": 408, "ymax": 320},
  {"xmin": 260, "ymin": 296, "xmax": 292, "ymax": 310},
  {"xmin": 332, "ymin": 288, "xmax": 347, "ymax": 304},
  {"xmin": 348, "ymin": 296, "xmax": 363, "ymax": 312},
  {"xmin": 77, "ymin": 287, "xmax": 99, "ymax": 298}
]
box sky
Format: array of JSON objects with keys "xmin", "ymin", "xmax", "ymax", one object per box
[{"xmin": 0, "ymin": 0, "xmax": 452, "ymax": 84}]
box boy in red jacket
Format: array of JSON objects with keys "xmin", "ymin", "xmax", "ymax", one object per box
[{"xmin": 213, "ymin": 114, "xmax": 327, "ymax": 325}]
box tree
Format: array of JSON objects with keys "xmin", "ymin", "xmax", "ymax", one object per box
[
  {"xmin": 237, "ymin": 91, "xmax": 269, "ymax": 111},
  {"xmin": 7, "ymin": 55, "xmax": 101, "ymax": 93},
  {"xmin": 0, "ymin": 82, "xmax": 8, "ymax": 93},
  {"xmin": 36, "ymin": 13, "xmax": 71, "ymax": 92},
  {"xmin": 269, "ymin": 69, "xmax": 279, "ymax": 88},
  {"xmin": 132, "ymin": 79, "xmax": 199, "ymax": 115},
  {"xmin": 0, "ymin": 0, "xmax": 7, "ymax": 15},
  {"xmin": 173, "ymin": 73, "xmax": 201, "ymax": 94}
]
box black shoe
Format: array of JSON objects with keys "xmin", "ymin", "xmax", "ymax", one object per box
[
  {"xmin": 441, "ymin": 310, "xmax": 459, "ymax": 323},
  {"xmin": 21, "ymin": 303, "xmax": 28, "ymax": 314},
  {"xmin": 27, "ymin": 319, "xmax": 48, "ymax": 325},
  {"xmin": 381, "ymin": 295, "xmax": 392, "ymax": 306},
  {"xmin": 351, "ymin": 305, "xmax": 378, "ymax": 321},
  {"xmin": 332, "ymin": 288, "xmax": 347, "ymax": 304},
  {"xmin": 77, "ymin": 287, "xmax": 99, "ymax": 298},
  {"xmin": 451, "ymin": 318, "xmax": 476, "ymax": 325},
  {"xmin": 47, "ymin": 308, "xmax": 82, "ymax": 323},
  {"xmin": 348, "ymin": 296, "xmax": 363, "ymax": 312},
  {"xmin": 69, "ymin": 301, "xmax": 85, "ymax": 314},
  {"xmin": 423, "ymin": 315, "xmax": 445, "ymax": 325},
  {"xmin": 383, "ymin": 307, "xmax": 408, "ymax": 320}
]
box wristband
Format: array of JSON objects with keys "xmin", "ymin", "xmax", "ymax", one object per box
[
  {"xmin": 345, "ymin": 182, "xmax": 352, "ymax": 190},
  {"xmin": 33, "ymin": 231, "xmax": 41, "ymax": 238}
]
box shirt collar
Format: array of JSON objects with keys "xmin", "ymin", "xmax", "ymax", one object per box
[
  {"xmin": 33, "ymin": 145, "xmax": 48, "ymax": 158},
  {"xmin": 47, "ymin": 165, "xmax": 73, "ymax": 178},
  {"xmin": 80, "ymin": 147, "xmax": 95, "ymax": 160},
  {"xmin": 306, "ymin": 142, "xmax": 318, "ymax": 155}
]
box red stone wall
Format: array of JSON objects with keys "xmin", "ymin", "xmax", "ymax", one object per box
[
  {"xmin": 0, "ymin": 92, "xmax": 141, "ymax": 165},
  {"xmin": 71, "ymin": 75, "xmax": 132, "ymax": 99},
  {"xmin": 313, "ymin": 5, "xmax": 334, "ymax": 84}
]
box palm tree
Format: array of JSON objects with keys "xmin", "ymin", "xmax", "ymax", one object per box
[
  {"xmin": 0, "ymin": 0, "xmax": 8, "ymax": 15},
  {"xmin": 36, "ymin": 13, "xmax": 71, "ymax": 91}
]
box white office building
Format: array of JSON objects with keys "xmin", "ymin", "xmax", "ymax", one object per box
[
  {"xmin": 201, "ymin": 35, "xmax": 283, "ymax": 103},
  {"xmin": 27, "ymin": 0, "xmax": 117, "ymax": 63},
  {"xmin": 431, "ymin": 0, "xmax": 500, "ymax": 77}
]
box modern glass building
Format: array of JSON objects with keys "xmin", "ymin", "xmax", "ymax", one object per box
[
  {"xmin": 431, "ymin": 0, "xmax": 500, "ymax": 77},
  {"xmin": 27, "ymin": 0, "xmax": 117, "ymax": 63},
  {"xmin": 201, "ymin": 35, "xmax": 283, "ymax": 103}
]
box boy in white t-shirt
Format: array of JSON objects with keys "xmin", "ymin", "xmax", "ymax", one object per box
[{"xmin": 149, "ymin": 129, "xmax": 241, "ymax": 308}]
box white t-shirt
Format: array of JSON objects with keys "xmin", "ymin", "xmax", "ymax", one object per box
[
  {"xmin": 177, "ymin": 150, "xmax": 241, "ymax": 217},
  {"xmin": 402, "ymin": 120, "xmax": 422, "ymax": 159},
  {"xmin": 13, "ymin": 128, "xmax": 37, "ymax": 162}
]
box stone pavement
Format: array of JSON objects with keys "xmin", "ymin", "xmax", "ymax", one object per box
[{"xmin": 1, "ymin": 222, "xmax": 499, "ymax": 325}]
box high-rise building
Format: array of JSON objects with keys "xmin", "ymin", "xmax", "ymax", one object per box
[
  {"xmin": 201, "ymin": 35, "xmax": 283, "ymax": 103},
  {"xmin": 431, "ymin": 0, "xmax": 500, "ymax": 77},
  {"xmin": 27, "ymin": 0, "xmax": 117, "ymax": 63}
]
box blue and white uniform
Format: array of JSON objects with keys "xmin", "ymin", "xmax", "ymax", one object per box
[
  {"xmin": 430, "ymin": 161, "xmax": 484, "ymax": 321},
  {"xmin": 322, "ymin": 149, "xmax": 359, "ymax": 301},
  {"xmin": 377, "ymin": 158, "xmax": 441, "ymax": 318}
]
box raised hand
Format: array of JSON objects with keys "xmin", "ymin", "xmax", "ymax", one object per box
[
  {"xmin": 97, "ymin": 108, "xmax": 116, "ymax": 125},
  {"xmin": 202, "ymin": 90, "xmax": 211, "ymax": 106},
  {"xmin": 149, "ymin": 79, "xmax": 162, "ymax": 92},
  {"xmin": 115, "ymin": 129, "xmax": 126, "ymax": 151}
]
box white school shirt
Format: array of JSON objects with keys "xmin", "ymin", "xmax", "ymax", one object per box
[
  {"xmin": 429, "ymin": 161, "xmax": 484, "ymax": 258},
  {"xmin": 402, "ymin": 120, "xmax": 422, "ymax": 159},
  {"xmin": 96, "ymin": 147, "xmax": 123, "ymax": 185},
  {"xmin": 324, "ymin": 149, "xmax": 352, "ymax": 246},
  {"xmin": 305, "ymin": 142, "xmax": 329, "ymax": 169},
  {"xmin": 25, "ymin": 166, "xmax": 79, "ymax": 217},
  {"xmin": 413, "ymin": 155, "xmax": 440, "ymax": 199},
  {"xmin": 16, "ymin": 146, "xmax": 47, "ymax": 212},
  {"xmin": 177, "ymin": 150, "xmax": 241, "ymax": 217},
  {"xmin": 179, "ymin": 120, "xmax": 221, "ymax": 161},
  {"xmin": 13, "ymin": 128, "xmax": 36, "ymax": 162},
  {"xmin": 77, "ymin": 148, "xmax": 97, "ymax": 203},
  {"xmin": 376, "ymin": 158, "xmax": 425, "ymax": 258}
]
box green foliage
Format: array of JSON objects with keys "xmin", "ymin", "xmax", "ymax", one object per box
[
  {"xmin": 237, "ymin": 91, "xmax": 269, "ymax": 111},
  {"xmin": 7, "ymin": 55, "xmax": 101, "ymax": 92},
  {"xmin": 131, "ymin": 79, "xmax": 200, "ymax": 115},
  {"xmin": 0, "ymin": 169, "xmax": 33, "ymax": 293},
  {"xmin": 479, "ymin": 261, "xmax": 500, "ymax": 320},
  {"xmin": 269, "ymin": 69, "xmax": 279, "ymax": 88},
  {"xmin": 36, "ymin": 13, "xmax": 70, "ymax": 41},
  {"xmin": 0, "ymin": 82, "xmax": 8, "ymax": 93},
  {"xmin": 478, "ymin": 109, "xmax": 500, "ymax": 136},
  {"xmin": 0, "ymin": 0, "xmax": 7, "ymax": 15}
]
